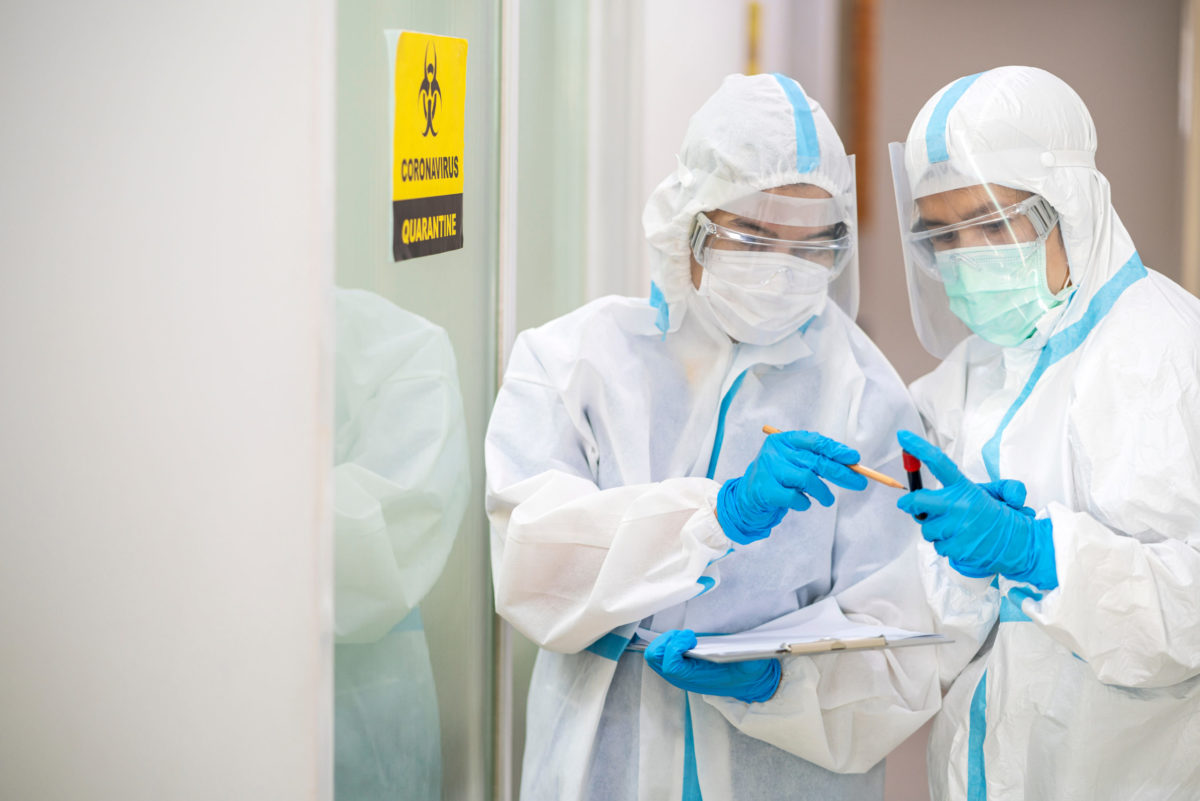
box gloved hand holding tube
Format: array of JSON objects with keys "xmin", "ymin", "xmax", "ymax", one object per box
[
  {"xmin": 895, "ymin": 430, "xmax": 1058, "ymax": 590},
  {"xmin": 644, "ymin": 629, "xmax": 781, "ymax": 703},
  {"xmin": 717, "ymin": 429, "xmax": 868, "ymax": 544},
  {"xmin": 902, "ymin": 452, "xmax": 1029, "ymax": 517}
]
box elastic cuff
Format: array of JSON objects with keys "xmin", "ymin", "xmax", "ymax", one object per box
[{"xmin": 695, "ymin": 485, "xmax": 734, "ymax": 551}]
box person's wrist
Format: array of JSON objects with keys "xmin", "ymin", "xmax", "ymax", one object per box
[
  {"xmin": 1025, "ymin": 517, "xmax": 1058, "ymax": 590},
  {"xmin": 718, "ymin": 479, "xmax": 766, "ymax": 544},
  {"xmin": 1004, "ymin": 517, "xmax": 1058, "ymax": 591}
]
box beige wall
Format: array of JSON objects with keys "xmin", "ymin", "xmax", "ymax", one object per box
[{"xmin": 858, "ymin": 0, "xmax": 1186, "ymax": 383}]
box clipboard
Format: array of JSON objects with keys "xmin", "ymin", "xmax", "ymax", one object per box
[
  {"xmin": 625, "ymin": 599, "xmax": 952, "ymax": 664},
  {"xmin": 685, "ymin": 631, "xmax": 951, "ymax": 663}
]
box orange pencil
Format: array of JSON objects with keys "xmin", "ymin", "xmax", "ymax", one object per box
[{"xmin": 761, "ymin": 425, "xmax": 906, "ymax": 490}]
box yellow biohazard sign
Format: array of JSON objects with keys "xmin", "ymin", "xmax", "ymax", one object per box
[{"xmin": 389, "ymin": 31, "xmax": 467, "ymax": 261}]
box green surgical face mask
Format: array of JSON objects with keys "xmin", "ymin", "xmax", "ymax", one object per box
[{"xmin": 935, "ymin": 239, "xmax": 1073, "ymax": 346}]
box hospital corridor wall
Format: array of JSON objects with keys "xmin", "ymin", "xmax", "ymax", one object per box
[
  {"xmin": 0, "ymin": 2, "xmax": 335, "ymax": 799},
  {"xmin": 334, "ymin": 1, "xmax": 502, "ymax": 800}
]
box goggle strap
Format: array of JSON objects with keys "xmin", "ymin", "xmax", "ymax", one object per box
[
  {"xmin": 1025, "ymin": 196, "xmax": 1058, "ymax": 238},
  {"xmin": 689, "ymin": 213, "xmax": 716, "ymax": 265}
]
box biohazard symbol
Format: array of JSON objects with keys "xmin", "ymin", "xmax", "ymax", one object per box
[{"xmin": 419, "ymin": 43, "xmax": 442, "ymax": 137}]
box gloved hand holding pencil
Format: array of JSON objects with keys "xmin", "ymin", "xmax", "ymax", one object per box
[{"xmin": 717, "ymin": 429, "xmax": 868, "ymax": 544}]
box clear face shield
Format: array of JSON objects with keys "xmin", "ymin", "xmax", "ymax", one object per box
[
  {"xmin": 890, "ymin": 142, "xmax": 1069, "ymax": 357},
  {"xmin": 687, "ymin": 166, "xmax": 860, "ymax": 324}
]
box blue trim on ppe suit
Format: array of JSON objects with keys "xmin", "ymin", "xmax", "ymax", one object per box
[
  {"xmin": 982, "ymin": 252, "xmax": 1147, "ymax": 480},
  {"xmin": 967, "ymin": 670, "xmax": 989, "ymax": 800},
  {"xmin": 683, "ymin": 694, "xmax": 704, "ymax": 801},
  {"xmin": 585, "ymin": 626, "xmax": 636, "ymax": 662},
  {"xmin": 706, "ymin": 369, "xmax": 749, "ymax": 479},
  {"xmin": 998, "ymin": 593, "xmax": 1032, "ymax": 624},
  {"xmin": 771, "ymin": 73, "xmax": 820, "ymax": 172},
  {"xmin": 925, "ymin": 73, "xmax": 983, "ymax": 164},
  {"xmin": 650, "ymin": 282, "xmax": 671, "ymax": 337},
  {"xmin": 390, "ymin": 607, "xmax": 424, "ymax": 633}
]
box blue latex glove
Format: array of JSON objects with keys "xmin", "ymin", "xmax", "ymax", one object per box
[
  {"xmin": 977, "ymin": 479, "xmax": 1037, "ymax": 515},
  {"xmin": 895, "ymin": 430, "xmax": 1058, "ymax": 590},
  {"xmin": 717, "ymin": 430, "xmax": 868, "ymax": 544},
  {"xmin": 644, "ymin": 629, "xmax": 781, "ymax": 703}
]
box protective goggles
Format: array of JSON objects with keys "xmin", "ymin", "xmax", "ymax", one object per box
[
  {"xmin": 904, "ymin": 193, "xmax": 1059, "ymax": 280},
  {"xmin": 688, "ymin": 205, "xmax": 855, "ymax": 277}
]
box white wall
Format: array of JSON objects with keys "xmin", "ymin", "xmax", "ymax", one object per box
[
  {"xmin": 0, "ymin": 3, "xmax": 334, "ymax": 799},
  {"xmin": 587, "ymin": 0, "xmax": 841, "ymax": 300},
  {"xmin": 640, "ymin": 0, "xmax": 841, "ymax": 215}
]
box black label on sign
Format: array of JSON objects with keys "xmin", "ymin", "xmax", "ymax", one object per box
[{"xmin": 392, "ymin": 193, "xmax": 464, "ymax": 261}]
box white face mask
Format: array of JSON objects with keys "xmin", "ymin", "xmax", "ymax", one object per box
[{"xmin": 695, "ymin": 250, "xmax": 830, "ymax": 345}]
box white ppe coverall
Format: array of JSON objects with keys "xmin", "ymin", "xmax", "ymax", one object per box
[
  {"xmin": 486, "ymin": 74, "xmax": 985, "ymax": 801},
  {"xmin": 333, "ymin": 288, "xmax": 470, "ymax": 801},
  {"xmin": 901, "ymin": 66, "xmax": 1200, "ymax": 800}
]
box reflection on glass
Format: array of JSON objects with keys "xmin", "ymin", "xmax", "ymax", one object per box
[{"xmin": 332, "ymin": 287, "xmax": 470, "ymax": 800}]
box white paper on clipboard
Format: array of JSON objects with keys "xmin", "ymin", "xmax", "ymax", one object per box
[{"xmin": 628, "ymin": 598, "xmax": 951, "ymax": 664}]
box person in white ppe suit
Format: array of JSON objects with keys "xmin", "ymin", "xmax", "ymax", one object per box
[
  {"xmin": 890, "ymin": 66, "xmax": 1200, "ymax": 800},
  {"xmin": 333, "ymin": 288, "xmax": 470, "ymax": 800},
  {"xmin": 486, "ymin": 73, "xmax": 985, "ymax": 801}
]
